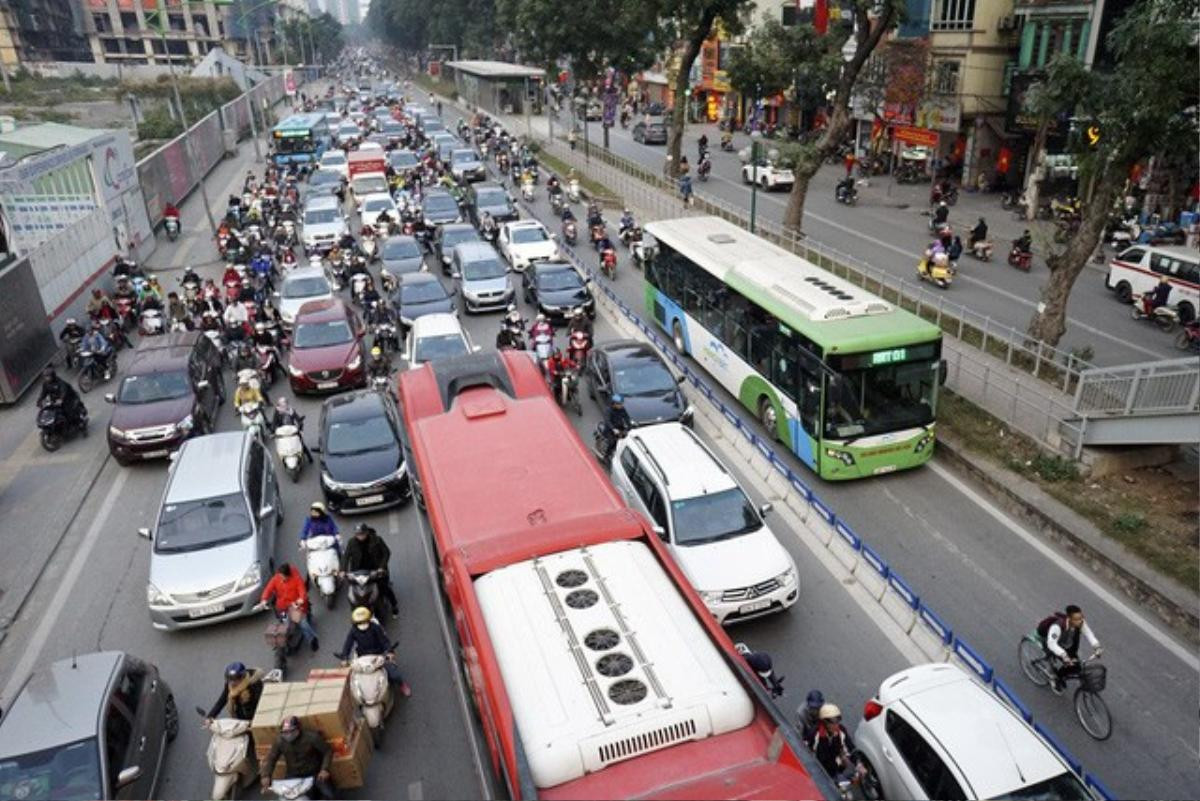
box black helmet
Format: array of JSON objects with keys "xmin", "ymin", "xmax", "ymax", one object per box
[
  {"xmin": 225, "ymin": 661, "xmax": 247, "ymax": 681},
  {"xmin": 42, "ymin": 367, "xmax": 57, "ymax": 380}
]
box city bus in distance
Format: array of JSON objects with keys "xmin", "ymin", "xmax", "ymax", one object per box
[
  {"xmin": 271, "ymin": 112, "xmax": 330, "ymax": 167},
  {"xmin": 397, "ymin": 351, "xmax": 834, "ymax": 801},
  {"xmin": 643, "ymin": 216, "xmax": 944, "ymax": 480}
]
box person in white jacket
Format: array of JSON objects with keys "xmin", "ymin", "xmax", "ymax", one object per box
[{"xmin": 1041, "ymin": 604, "xmax": 1102, "ymax": 693}]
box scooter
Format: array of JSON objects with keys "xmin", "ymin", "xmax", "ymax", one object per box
[
  {"xmin": 346, "ymin": 569, "xmax": 387, "ymax": 622},
  {"xmin": 566, "ymin": 179, "xmax": 581, "ymax": 204},
  {"xmin": 697, "ymin": 158, "xmax": 711, "ymax": 182},
  {"xmin": 361, "ymin": 231, "xmax": 378, "ymax": 260},
  {"xmin": 968, "ymin": 239, "xmax": 994, "ymax": 261},
  {"xmin": 1131, "ymin": 294, "xmax": 1179, "ymax": 332},
  {"xmin": 555, "ymin": 367, "xmax": 582, "ymax": 415},
  {"xmin": 567, "ymin": 329, "xmax": 592, "ymax": 365},
  {"xmin": 521, "ymin": 180, "xmax": 535, "ymax": 202},
  {"xmin": 1007, "ymin": 244, "xmax": 1033, "ymax": 272},
  {"xmin": 238, "ymin": 401, "xmax": 266, "ymax": 430},
  {"xmin": 37, "ymin": 398, "xmax": 87, "ymax": 451},
  {"xmin": 916, "ymin": 253, "xmax": 955, "ymax": 289},
  {"xmin": 562, "ymin": 220, "xmax": 578, "ymax": 246},
  {"xmin": 600, "ymin": 246, "xmax": 617, "ymax": 280},
  {"xmin": 275, "ymin": 423, "xmax": 305, "ymax": 482},
  {"xmin": 347, "ymin": 654, "xmax": 395, "ymax": 745},
  {"xmin": 197, "ymin": 693, "xmax": 297, "ymax": 801},
  {"xmin": 549, "ymin": 191, "xmax": 565, "ymax": 215},
  {"xmin": 835, "ymin": 184, "xmax": 858, "ymax": 206},
  {"xmin": 139, "ymin": 307, "xmax": 165, "ymax": 336},
  {"xmin": 532, "ymin": 330, "xmax": 554, "ymax": 374},
  {"xmin": 302, "ymin": 534, "xmax": 341, "ymax": 608},
  {"xmin": 1175, "ymin": 321, "xmax": 1200, "ymax": 352},
  {"xmin": 631, "ymin": 236, "xmax": 650, "ymax": 270},
  {"xmin": 350, "ymin": 272, "xmax": 371, "ymax": 306}
]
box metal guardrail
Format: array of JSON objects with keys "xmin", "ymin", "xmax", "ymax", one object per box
[{"xmin": 1074, "ymin": 357, "xmax": 1200, "ymax": 417}]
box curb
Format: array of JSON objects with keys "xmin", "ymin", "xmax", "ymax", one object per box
[{"xmin": 935, "ymin": 434, "xmax": 1199, "ymax": 644}]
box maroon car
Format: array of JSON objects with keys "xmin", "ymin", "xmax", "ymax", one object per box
[{"xmin": 287, "ymin": 298, "xmax": 367, "ymax": 393}]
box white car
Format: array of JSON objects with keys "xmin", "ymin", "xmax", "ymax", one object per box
[
  {"xmin": 356, "ymin": 140, "xmax": 384, "ymax": 153},
  {"xmin": 357, "ymin": 192, "xmax": 399, "ymax": 231},
  {"xmin": 404, "ymin": 312, "xmax": 479, "ymax": 369},
  {"xmin": 336, "ymin": 123, "xmax": 362, "ymax": 148},
  {"xmin": 318, "ymin": 148, "xmax": 349, "ymax": 181},
  {"xmin": 855, "ymin": 663, "xmax": 1098, "ymax": 800},
  {"xmin": 498, "ymin": 220, "xmax": 559, "ymax": 272},
  {"xmin": 276, "ymin": 265, "xmax": 334, "ymax": 327},
  {"xmin": 741, "ymin": 160, "xmax": 794, "ymax": 190},
  {"xmin": 610, "ymin": 423, "xmax": 798, "ymax": 625}
]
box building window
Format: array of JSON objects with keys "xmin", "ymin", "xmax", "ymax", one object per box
[
  {"xmin": 932, "ymin": 0, "xmax": 975, "ymax": 31},
  {"xmin": 103, "ymin": 38, "xmax": 122, "ymax": 54},
  {"xmin": 193, "ymin": 15, "xmax": 210, "ymax": 37},
  {"xmin": 93, "ymin": 14, "xmax": 113, "ymax": 33},
  {"xmin": 932, "ymin": 61, "xmax": 960, "ymax": 95},
  {"xmin": 119, "ymin": 12, "xmax": 138, "ymax": 32},
  {"xmin": 168, "ymin": 14, "xmax": 186, "ymax": 32}
]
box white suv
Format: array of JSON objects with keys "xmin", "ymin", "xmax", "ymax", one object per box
[
  {"xmin": 610, "ymin": 423, "xmax": 798, "ymax": 624},
  {"xmin": 855, "ymin": 663, "xmax": 1096, "ymax": 800}
]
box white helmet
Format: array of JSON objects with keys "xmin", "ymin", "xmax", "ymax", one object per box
[{"xmin": 734, "ymin": 642, "xmax": 751, "ymax": 656}]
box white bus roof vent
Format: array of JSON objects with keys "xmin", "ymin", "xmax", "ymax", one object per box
[{"xmin": 707, "ymin": 232, "xmax": 738, "ymax": 245}]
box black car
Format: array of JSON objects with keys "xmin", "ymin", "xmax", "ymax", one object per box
[
  {"xmin": 521, "ymin": 259, "xmax": 595, "ymax": 320},
  {"xmin": 586, "ymin": 339, "xmax": 691, "ymax": 427},
  {"xmin": 392, "ymin": 272, "xmax": 455, "ymax": 328},
  {"xmin": 467, "ymin": 182, "xmax": 518, "ymax": 226},
  {"xmin": 433, "ymin": 222, "xmax": 483, "ymax": 273},
  {"xmin": 317, "ymin": 390, "xmax": 410, "ymax": 514},
  {"xmin": 421, "ymin": 188, "xmax": 463, "ymax": 226}
]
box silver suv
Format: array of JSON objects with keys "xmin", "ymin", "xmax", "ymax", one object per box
[
  {"xmin": 139, "ymin": 430, "xmax": 282, "ymax": 630},
  {"xmin": 452, "ymin": 241, "xmax": 514, "ymax": 313}
]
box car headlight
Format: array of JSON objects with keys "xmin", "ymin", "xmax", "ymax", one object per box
[
  {"xmin": 147, "ymin": 583, "xmax": 172, "ymax": 607},
  {"xmin": 825, "ymin": 447, "xmax": 856, "ymax": 466},
  {"xmin": 109, "ymin": 425, "xmax": 127, "ymax": 440},
  {"xmin": 775, "ymin": 566, "xmax": 797, "ymax": 586},
  {"xmin": 234, "ymin": 561, "xmax": 262, "ymax": 592},
  {"xmin": 288, "ymin": 363, "xmax": 304, "ymax": 377},
  {"xmin": 348, "ymin": 354, "xmax": 363, "ymax": 370},
  {"xmin": 175, "ymin": 414, "xmax": 194, "ymax": 433},
  {"xmin": 699, "ymin": 590, "xmax": 724, "ymax": 605}
]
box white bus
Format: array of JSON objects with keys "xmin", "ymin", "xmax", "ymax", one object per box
[{"xmin": 1106, "ymin": 245, "xmax": 1199, "ymax": 323}]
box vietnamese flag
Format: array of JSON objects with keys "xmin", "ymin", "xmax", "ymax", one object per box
[{"xmin": 814, "ymin": 0, "xmax": 829, "ymax": 35}]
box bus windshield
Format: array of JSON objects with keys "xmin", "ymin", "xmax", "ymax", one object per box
[
  {"xmin": 274, "ymin": 132, "xmax": 314, "ymax": 154},
  {"xmin": 824, "ymin": 359, "xmax": 936, "ymax": 441}
]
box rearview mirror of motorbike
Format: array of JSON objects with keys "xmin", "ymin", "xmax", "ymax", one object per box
[{"xmin": 137, "ymin": 527, "xmax": 152, "ymax": 540}]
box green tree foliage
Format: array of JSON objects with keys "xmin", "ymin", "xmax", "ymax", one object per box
[
  {"xmin": 725, "ymin": 20, "xmax": 837, "ymax": 107},
  {"xmin": 1025, "ymin": 0, "xmax": 1199, "ymax": 345},
  {"xmin": 369, "ymin": 0, "xmax": 498, "ymax": 57}
]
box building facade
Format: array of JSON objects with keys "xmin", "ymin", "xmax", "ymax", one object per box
[
  {"xmin": 0, "ymin": 0, "xmax": 93, "ymax": 67},
  {"xmin": 82, "ymin": 0, "xmax": 232, "ymax": 65}
]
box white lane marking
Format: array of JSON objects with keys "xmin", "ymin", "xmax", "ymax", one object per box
[
  {"xmin": 401, "ymin": 508, "xmax": 493, "ymax": 800},
  {"xmin": 407, "ymin": 780, "xmax": 424, "ymax": 800},
  {"xmin": 928, "ymin": 460, "xmax": 1199, "ymax": 669},
  {"xmin": 0, "ymin": 466, "xmax": 130, "ymax": 705}
]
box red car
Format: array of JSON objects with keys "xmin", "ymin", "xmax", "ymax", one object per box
[{"xmin": 287, "ymin": 298, "xmax": 367, "ymax": 393}]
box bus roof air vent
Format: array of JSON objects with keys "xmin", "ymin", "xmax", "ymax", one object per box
[{"xmin": 707, "ymin": 233, "xmax": 737, "ymax": 245}]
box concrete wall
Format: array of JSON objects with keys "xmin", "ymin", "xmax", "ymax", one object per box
[{"xmin": 23, "ymin": 61, "xmax": 176, "ymax": 81}]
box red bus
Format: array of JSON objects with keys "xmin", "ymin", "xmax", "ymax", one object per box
[{"xmin": 398, "ymin": 351, "xmax": 833, "ymax": 800}]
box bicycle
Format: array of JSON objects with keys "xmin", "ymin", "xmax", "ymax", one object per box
[{"xmin": 1017, "ymin": 634, "xmax": 1111, "ymax": 740}]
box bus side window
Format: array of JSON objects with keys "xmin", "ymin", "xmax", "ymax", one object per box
[
  {"xmin": 747, "ymin": 306, "xmax": 777, "ymax": 376},
  {"xmin": 725, "ymin": 293, "xmax": 750, "ymax": 358},
  {"xmin": 771, "ymin": 335, "xmax": 799, "ymax": 402}
]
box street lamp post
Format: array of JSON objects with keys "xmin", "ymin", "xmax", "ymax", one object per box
[{"xmin": 749, "ymin": 130, "xmax": 761, "ymax": 234}]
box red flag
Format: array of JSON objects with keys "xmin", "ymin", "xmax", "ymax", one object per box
[{"xmin": 814, "ymin": 0, "xmax": 829, "ymax": 35}]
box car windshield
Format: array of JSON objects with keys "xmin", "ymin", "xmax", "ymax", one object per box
[
  {"xmin": 304, "ymin": 208, "xmax": 340, "ymax": 225},
  {"xmin": 451, "ymin": 150, "xmax": 477, "ymax": 164},
  {"xmin": 414, "ymin": 333, "xmax": 467, "ymax": 363},
  {"xmin": 612, "ymin": 361, "xmax": 676, "ymax": 396},
  {"xmin": 423, "ymin": 195, "xmax": 457, "ymax": 214},
  {"xmin": 995, "ymin": 771, "xmax": 1092, "ymax": 800},
  {"xmin": 824, "ymin": 359, "xmax": 936, "ymax": 441},
  {"xmin": 154, "ymin": 492, "xmax": 252, "ymax": 553},
  {"xmin": 511, "ymin": 226, "xmax": 548, "ymax": 244},
  {"xmin": 463, "ymin": 258, "xmax": 506, "ymax": 280},
  {"xmin": 322, "ymin": 153, "xmax": 346, "ymax": 166},
  {"xmin": 390, "ymin": 152, "xmax": 418, "ymax": 168},
  {"xmin": 475, "ymin": 189, "xmax": 507, "ymax": 207},
  {"xmin": 283, "ymin": 276, "xmax": 330, "ymax": 299},
  {"xmin": 671, "ymin": 487, "xmax": 762, "ymax": 545},
  {"xmin": 294, "ymin": 320, "xmax": 353, "ymax": 349},
  {"xmin": 382, "ymin": 123, "xmax": 403, "ymax": 134},
  {"xmin": 537, "ymin": 266, "xmax": 583, "ymax": 291},
  {"xmin": 353, "ymin": 177, "xmax": 388, "ymax": 195},
  {"xmin": 402, "ymin": 280, "xmax": 447, "ymax": 303},
  {"xmin": 310, "ymin": 170, "xmax": 341, "ymax": 186},
  {"xmin": 444, "ymin": 229, "xmax": 479, "ymax": 249},
  {"xmin": 326, "ymin": 413, "xmax": 395, "ymax": 455},
  {"xmin": 364, "ymin": 198, "xmax": 393, "ymax": 213},
  {"xmin": 382, "ymin": 237, "xmax": 421, "ymax": 259},
  {"xmin": 116, "ymin": 369, "xmax": 191, "ymax": 404},
  {"xmin": 0, "ymin": 738, "xmax": 102, "ymax": 801},
  {"xmin": 338, "ymin": 126, "xmax": 360, "ymax": 137}
]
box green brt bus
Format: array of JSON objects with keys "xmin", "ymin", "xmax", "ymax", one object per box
[
  {"xmin": 643, "ymin": 216, "xmax": 944, "ymax": 480},
  {"xmin": 271, "ymin": 112, "xmax": 330, "ymax": 167}
]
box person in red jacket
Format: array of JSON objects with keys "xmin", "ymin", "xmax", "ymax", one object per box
[{"xmin": 260, "ymin": 563, "xmax": 319, "ymax": 651}]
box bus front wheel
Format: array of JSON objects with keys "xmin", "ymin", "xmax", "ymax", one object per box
[
  {"xmin": 758, "ymin": 397, "xmax": 779, "ymax": 441},
  {"xmin": 672, "ymin": 321, "xmax": 686, "ymax": 354}
]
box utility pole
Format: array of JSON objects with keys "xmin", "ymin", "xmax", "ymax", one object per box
[{"xmin": 156, "ymin": 26, "xmax": 217, "ymax": 237}]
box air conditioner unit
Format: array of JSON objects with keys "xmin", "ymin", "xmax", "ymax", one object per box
[{"xmin": 997, "ymin": 15, "xmax": 1017, "ymax": 32}]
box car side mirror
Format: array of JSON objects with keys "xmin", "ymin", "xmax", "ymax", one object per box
[
  {"xmin": 652, "ymin": 524, "xmax": 667, "ymax": 541},
  {"xmin": 675, "ymin": 374, "xmax": 685, "ymax": 385},
  {"xmin": 759, "ymin": 502, "xmax": 774, "ymax": 518},
  {"xmin": 137, "ymin": 527, "xmax": 152, "ymax": 540},
  {"xmin": 116, "ymin": 766, "xmax": 142, "ymax": 789},
  {"xmin": 259, "ymin": 503, "xmax": 275, "ymax": 519},
  {"xmin": 104, "ymin": 393, "xmax": 116, "ymax": 403}
]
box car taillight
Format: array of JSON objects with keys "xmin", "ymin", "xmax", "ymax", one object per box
[{"xmin": 863, "ymin": 699, "xmax": 883, "ymax": 721}]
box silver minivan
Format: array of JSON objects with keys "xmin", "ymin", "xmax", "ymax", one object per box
[
  {"xmin": 140, "ymin": 430, "xmax": 281, "ymax": 630},
  {"xmin": 452, "ymin": 241, "xmax": 514, "ymax": 313}
]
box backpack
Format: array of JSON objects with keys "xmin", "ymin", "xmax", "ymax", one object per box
[{"xmin": 1037, "ymin": 613, "xmax": 1066, "ymax": 639}]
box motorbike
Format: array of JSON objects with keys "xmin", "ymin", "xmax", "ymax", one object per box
[
  {"xmin": 37, "ymin": 398, "xmax": 86, "ymax": 451},
  {"xmin": 197, "ymin": 696, "xmax": 294, "ymax": 801},
  {"xmin": 697, "ymin": 158, "xmax": 712, "ymax": 182},
  {"xmin": 256, "ymin": 344, "xmax": 281, "ymax": 386},
  {"xmin": 532, "ymin": 330, "xmax": 554, "ymax": 373},
  {"xmin": 1008, "ymin": 244, "xmax": 1033, "ymax": 272},
  {"xmin": 562, "ymin": 220, "xmax": 578, "ymax": 246},
  {"xmin": 554, "ymin": 366, "xmax": 583, "ymax": 415},
  {"xmin": 139, "ymin": 307, "xmax": 165, "ymax": 336},
  {"xmin": 346, "ymin": 569, "xmax": 388, "ymax": 622},
  {"xmin": 835, "ymin": 184, "xmax": 858, "ymax": 206},
  {"xmin": 619, "ymin": 224, "xmax": 640, "ymax": 248},
  {"xmin": 275, "ymin": 423, "xmax": 305, "ymax": 483},
  {"xmin": 361, "ymin": 230, "xmax": 378, "ymax": 260},
  {"xmin": 164, "ymin": 214, "xmax": 181, "ymax": 241},
  {"xmin": 113, "ymin": 295, "xmax": 138, "ymax": 332},
  {"xmin": 549, "ymin": 191, "xmax": 565, "ymax": 215},
  {"xmin": 600, "ymin": 246, "xmax": 617, "ymax": 280},
  {"xmin": 77, "ymin": 350, "xmax": 113, "ymax": 393},
  {"xmin": 62, "ymin": 334, "xmax": 83, "ymax": 371},
  {"xmin": 238, "ymin": 401, "xmax": 266, "ymax": 430},
  {"xmin": 916, "ymin": 253, "xmax": 955, "ymax": 290},
  {"xmin": 348, "ymin": 654, "xmax": 396, "ymax": 745},
  {"xmin": 631, "ymin": 237, "xmax": 651, "ymax": 270},
  {"xmin": 567, "ymin": 179, "xmax": 581, "ymax": 204},
  {"xmin": 303, "ymin": 534, "xmax": 340, "ymax": 608},
  {"xmin": 968, "ymin": 238, "xmax": 993, "ymax": 261},
  {"xmin": 589, "ymin": 223, "xmax": 606, "ymax": 249},
  {"xmin": 1175, "ymin": 320, "xmax": 1200, "ymax": 352},
  {"xmin": 258, "ymin": 601, "xmax": 305, "ymax": 676},
  {"xmin": 567, "ymin": 328, "xmax": 592, "ymax": 365},
  {"xmin": 591, "ymin": 421, "xmax": 626, "ymax": 468},
  {"xmin": 521, "ymin": 180, "xmax": 535, "ymax": 202},
  {"xmin": 350, "ymin": 272, "xmax": 372, "ymax": 306},
  {"xmin": 372, "ymin": 320, "xmax": 400, "ymax": 355},
  {"xmin": 265, "ymin": 776, "xmax": 314, "ymax": 800},
  {"xmin": 1131, "ymin": 294, "xmax": 1179, "ymax": 332}
]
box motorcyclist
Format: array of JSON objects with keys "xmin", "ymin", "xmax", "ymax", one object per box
[
  {"xmin": 529, "ymin": 312, "xmax": 554, "ymax": 343},
  {"xmin": 969, "ymin": 217, "xmax": 988, "ymax": 248},
  {"xmin": 367, "ymin": 346, "xmax": 391, "ymax": 384},
  {"xmin": 735, "ymin": 642, "xmax": 784, "ymax": 698},
  {"xmin": 271, "ymin": 398, "xmax": 314, "ymax": 463},
  {"xmin": 259, "ymin": 563, "xmax": 319, "ymax": 651},
  {"xmin": 720, "ymin": 131, "xmax": 733, "ymax": 150},
  {"xmin": 260, "ymin": 716, "xmax": 333, "ymax": 799},
  {"xmin": 336, "ymin": 607, "xmax": 412, "ymax": 695},
  {"xmin": 798, "ymin": 690, "xmax": 825, "ymax": 742},
  {"xmin": 233, "ymin": 372, "xmax": 265, "ymax": 413},
  {"xmin": 85, "ymin": 288, "xmax": 113, "ymax": 321},
  {"xmin": 600, "ymin": 394, "xmax": 632, "ymax": 463},
  {"xmin": 1149, "ymin": 275, "xmax": 1172, "ymax": 310},
  {"xmin": 618, "ymin": 209, "xmax": 635, "ymax": 236},
  {"xmin": 496, "ymin": 324, "xmax": 524, "ymax": 350},
  {"xmin": 38, "ymin": 367, "xmax": 87, "ymax": 428},
  {"xmin": 340, "ymin": 524, "xmax": 400, "ymax": 619},
  {"xmin": 166, "ymin": 292, "xmax": 191, "ymax": 330},
  {"xmin": 947, "ymin": 234, "xmax": 963, "ymax": 263},
  {"xmin": 59, "ymin": 317, "xmax": 86, "ymax": 348},
  {"xmin": 224, "ymin": 298, "xmax": 252, "ymax": 342},
  {"xmin": 300, "ymin": 501, "xmax": 340, "ymax": 552},
  {"xmin": 1014, "ymin": 229, "xmax": 1033, "ymax": 255},
  {"xmin": 807, "ymin": 704, "xmax": 864, "ymax": 785},
  {"xmin": 546, "ymin": 348, "xmax": 578, "ymax": 400},
  {"xmin": 932, "ymin": 200, "xmax": 949, "ymax": 227},
  {"xmin": 567, "ymin": 307, "xmax": 593, "ymax": 337},
  {"xmin": 80, "ymin": 323, "xmax": 114, "ymax": 379},
  {"xmin": 163, "ymin": 202, "xmax": 181, "ymax": 227},
  {"xmin": 836, "ymin": 175, "xmax": 855, "ymax": 201},
  {"xmin": 181, "ymin": 265, "xmax": 202, "ymax": 288},
  {"xmin": 204, "ymin": 662, "xmax": 266, "ymax": 723},
  {"xmin": 697, "ymin": 134, "xmax": 709, "ymax": 159},
  {"xmin": 479, "ymin": 211, "xmax": 497, "ymax": 239},
  {"xmin": 560, "ymin": 206, "xmax": 576, "ymax": 223}
]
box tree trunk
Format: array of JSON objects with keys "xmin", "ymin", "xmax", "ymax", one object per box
[
  {"xmin": 1024, "ymin": 116, "xmax": 1050, "ymax": 222},
  {"xmin": 666, "ymin": 8, "xmax": 719, "ymax": 179},
  {"xmin": 782, "ymin": 103, "xmax": 853, "ymax": 233},
  {"xmin": 1026, "ymin": 164, "xmax": 1124, "ymax": 346}
]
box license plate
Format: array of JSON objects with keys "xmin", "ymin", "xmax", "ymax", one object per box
[
  {"xmin": 739, "ymin": 599, "xmax": 772, "ymax": 615},
  {"xmin": 188, "ymin": 604, "xmax": 225, "ymax": 618},
  {"xmin": 317, "ymin": 380, "xmax": 339, "ymax": 390},
  {"xmin": 142, "ymin": 449, "xmax": 170, "ymax": 459},
  {"xmin": 356, "ymin": 494, "xmax": 385, "ymax": 506}
]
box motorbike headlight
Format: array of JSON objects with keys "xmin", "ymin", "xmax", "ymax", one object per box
[
  {"xmin": 235, "ymin": 562, "xmax": 262, "ymax": 592},
  {"xmin": 347, "ymin": 354, "xmax": 362, "ymax": 370},
  {"xmin": 281, "ymin": 309, "xmax": 295, "ymax": 323},
  {"xmin": 108, "ymin": 425, "xmax": 127, "ymax": 440},
  {"xmin": 147, "ymin": 583, "xmax": 172, "ymax": 607}
]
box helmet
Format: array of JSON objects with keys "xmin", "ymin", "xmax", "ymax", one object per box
[
  {"xmin": 42, "ymin": 366, "xmax": 57, "ymax": 380},
  {"xmin": 281, "ymin": 715, "xmax": 300, "ymax": 733},
  {"xmin": 255, "ymin": 322, "xmax": 266, "ymax": 332},
  {"xmin": 805, "ymin": 689, "xmax": 825, "ymax": 709},
  {"xmin": 818, "ymin": 703, "xmax": 842, "ymax": 721},
  {"xmin": 536, "ymin": 313, "xmax": 546, "ymax": 322},
  {"xmin": 354, "ymin": 523, "xmax": 374, "ymax": 536},
  {"xmin": 611, "ymin": 394, "xmax": 624, "ymax": 405},
  {"xmin": 371, "ymin": 346, "xmax": 382, "ymax": 358},
  {"xmin": 275, "ymin": 397, "xmax": 289, "ymax": 412},
  {"xmin": 225, "ymin": 661, "xmax": 247, "ymax": 681},
  {"xmin": 352, "ymin": 606, "xmax": 372, "ymax": 624},
  {"xmin": 734, "ymin": 642, "xmax": 751, "ymax": 656},
  {"xmin": 310, "ymin": 501, "xmax": 327, "ymax": 514},
  {"xmin": 66, "ymin": 317, "xmax": 76, "ymax": 326}
]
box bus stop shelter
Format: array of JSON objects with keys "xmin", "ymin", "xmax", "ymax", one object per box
[{"xmin": 444, "ymin": 60, "xmax": 545, "ymax": 117}]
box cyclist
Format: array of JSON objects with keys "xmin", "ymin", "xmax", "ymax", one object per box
[{"xmin": 1038, "ymin": 604, "xmax": 1102, "ymax": 694}]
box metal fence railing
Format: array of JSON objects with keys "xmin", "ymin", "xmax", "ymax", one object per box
[{"xmin": 1074, "ymin": 358, "xmax": 1200, "ymax": 417}]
